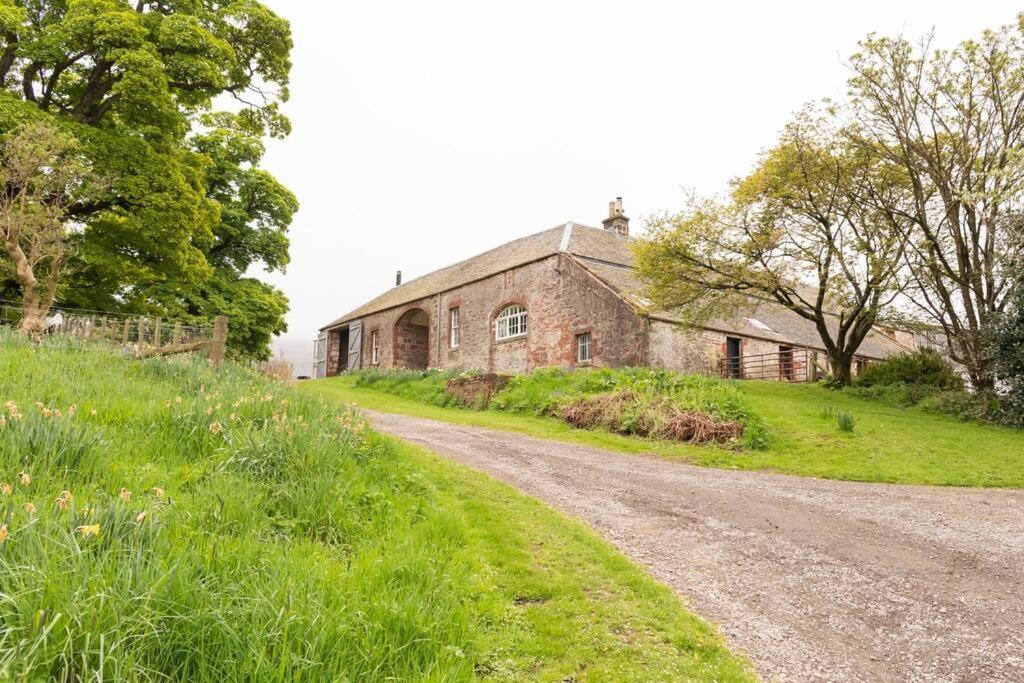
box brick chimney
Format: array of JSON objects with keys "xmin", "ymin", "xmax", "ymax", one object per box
[{"xmin": 602, "ymin": 197, "xmax": 629, "ymax": 237}]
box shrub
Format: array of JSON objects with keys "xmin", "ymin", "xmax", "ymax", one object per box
[
  {"xmin": 918, "ymin": 390, "xmax": 1004, "ymax": 424},
  {"xmin": 847, "ymin": 382, "xmax": 940, "ymax": 408},
  {"xmin": 856, "ymin": 349, "xmax": 963, "ymax": 390}
]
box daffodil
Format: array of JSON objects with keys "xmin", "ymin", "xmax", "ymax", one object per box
[
  {"xmin": 0, "ymin": 524, "xmax": 8, "ymax": 544},
  {"xmin": 0, "ymin": 483, "xmax": 10, "ymax": 496},
  {"xmin": 77, "ymin": 524, "xmax": 100, "ymax": 539},
  {"xmin": 151, "ymin": 486, "xmax": 165, "ymax": 498},
  {"xmin": 119, "ymin": 488, "xmax": 132, "ymax": 502},
  {"xmin": 18, "ymin": 472, "xmax": 30, "ymax": 486},
  {"xmin": 135, "ymin": 511, "xmax": 147, "ymax": 524},
  {"xmin": 209, "ymin": 422, "xmax": 222, "ymax": 435},
  {"xmin": 56, "ymin": 498, "xmax": 68, "ymax": 511},
  {"xmin": 22, "ymin": 502, "xmax": 36, "ymax": 515}
]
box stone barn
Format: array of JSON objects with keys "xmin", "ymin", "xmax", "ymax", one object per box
[{"xmin": 315, "ymin": 199, "xmax": 914, "ymax": 379}]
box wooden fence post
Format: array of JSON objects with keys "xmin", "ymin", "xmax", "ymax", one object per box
[
  {"xmin": 209, "ymin": 316, "xmax": 228, "ymax": 366},
  {"xmin": 121, "ymin": 318, "xmax": 131, "ymax": 345},
  {"xmin": 172, "ymin": 322, "xmax": 181, "ymax": 346},
  {"xmin": 137, "ymin": 316, "xmax": 145, "ymax": 350},
  {"xmin": 154, "ymin": 318, "xmax": 162, "ymax": 349}
]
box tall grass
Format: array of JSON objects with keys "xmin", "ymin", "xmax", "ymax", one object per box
[{"xmin": 0, "ymin": 332, "xmax": 477, "ymax": 680}]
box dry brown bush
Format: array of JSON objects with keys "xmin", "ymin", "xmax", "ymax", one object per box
[{"xmin": 554, "ymin": 389, "xmax": 743, "ymax": 445}]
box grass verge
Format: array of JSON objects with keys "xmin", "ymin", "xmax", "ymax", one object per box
[
  {"xmin": 0, "ymin": 333, "xmax": 751, "ymax": 681},
  {"xmin": 308, "ymin": 373, "xmax": 1024, "ymax": 488}
]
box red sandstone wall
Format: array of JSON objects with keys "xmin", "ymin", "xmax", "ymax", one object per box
[{"xmin": 347, "ymin": 253, "xmax": 649, "ymax": 373}]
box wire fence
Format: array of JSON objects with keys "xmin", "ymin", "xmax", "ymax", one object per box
[{"xmin": 0, "ymin": 299, "xmax": 227, "ymax": 363}]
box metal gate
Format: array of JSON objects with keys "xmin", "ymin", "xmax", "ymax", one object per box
[
  {"xmin": 347, "ymin": 321, "xmax": 363, "ymax": 372},
  {"xmin": 719, "ymin": 347, "xmax": 811, "ymax": 382},
  {"xmin": 313, "ymin": 330, "xmax": 328, "ymax": 379}
]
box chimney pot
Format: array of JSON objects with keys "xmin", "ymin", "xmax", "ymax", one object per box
[
  {"xmin": 396, "ymin": 270, "xmax": 402, "ymax": 286},
  {"xmin": 602, "ymin": 197, "xmax": 630, "ymax": 238}
]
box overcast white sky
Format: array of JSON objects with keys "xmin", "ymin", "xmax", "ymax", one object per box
[{"xmin": 258, "ymin": 1, "xmax": 1019, "ymax": 373}]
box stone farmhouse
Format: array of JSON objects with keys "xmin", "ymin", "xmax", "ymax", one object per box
[{"xmin": 316, "ymin": 199, "xmax": 917, "ymax": 380}]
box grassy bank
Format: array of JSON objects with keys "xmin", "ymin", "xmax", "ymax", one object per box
[
  {"xmin": 310, "ymin": 370, "xmax": 1024, "ymax": 488},
  {"xmin": 0, "ymin": 333, "xmax": 750, "ymax": 681}
]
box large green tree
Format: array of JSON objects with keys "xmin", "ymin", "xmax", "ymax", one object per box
[{"xmin": 0, "ymin": 0, "xmax": 295, "ymax": 359}]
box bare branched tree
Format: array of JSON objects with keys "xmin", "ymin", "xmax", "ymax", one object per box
[{"xmin": 0, "ymin": 121, "xmax": 98, "ymax": 337}]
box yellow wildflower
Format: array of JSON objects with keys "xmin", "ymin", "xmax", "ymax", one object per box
[
  {"xmin": 175, "ymin": 396, "xmax": 182, "ymax": 404},
  {"xmin": 151, "ymin": 486, "xmax": 165, "ymax": 498},
  {"xmin": 22, "ymin": 502, "xmax": 36, "ymax": 515},
  {"xmin": 0, "ymin": 483, "xmax": 10, "ymax": 495},
  {"xmin": 4, "ymin": 400, "xmax": 17, "ymax": 414},
  {"xmin": 68, "ymin": 404, "xmax": 77, "ymax": 414},
  {"xmin": 135, "ymin": 510, "xmax": 147, "ymax": 524},
  {"xmin": 209, "ymin": 421, "xmax": 222, "ymax": 435},
  {"xmin": 89, "ymin": 408, "xmax": 97, "ymax": 417},
  {"xmin": 60, "ymin": 490, "xmax": 73, "ymax": 500},
  {"xmin": 56, "ymin": 498, "xmax": 68, "ymax": 511},
  {"xmin": 119, "ymin": 488, "xmax": 132, "ymax": 502},
  {"xmin": 0, "ymin": 524, "xmax": 8, "ymax": 543},
  {"xmin": 41, "ymin": 408, "xmax": 53, "ymax": 418},
  {"xmin": 18, "ymin": 472, "xmax": 30, "ymax": 486},
  {"xmin": 77, "ymin": 524, "xmax": 100, "ymax": 539}
]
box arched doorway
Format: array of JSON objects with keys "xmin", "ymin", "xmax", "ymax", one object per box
[{"xmin": 393, "ymin": 308, "xmax": 430, "ymax": 369}]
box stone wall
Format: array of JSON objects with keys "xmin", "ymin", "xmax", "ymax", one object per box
[
  {"xmin": 647, "ymin": 321, "xmax": 722, "ymax": 374},
  {"xmin": 343, "ymin": 253, "xmax": 649, "ymax": 374}
]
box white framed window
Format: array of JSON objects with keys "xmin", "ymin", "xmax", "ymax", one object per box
[
  {"xmin": 495, "ymin": 304, "xmax": 528, "ymax": 340},
  {"xmin": 449, "ymin": 307, "xmax": 460, "ymax": 348},
  {"xmin": 576, "ymin": 332, "xmax": 591, "ymax": 363},
  {"xmin": 370, "ymin": 330, "xmax": 380, "ymax": 364}
]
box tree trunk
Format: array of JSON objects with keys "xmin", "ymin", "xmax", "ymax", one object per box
[{"xmin": 829, "ymin": 352, "xmax": 854, "ymax": 386}]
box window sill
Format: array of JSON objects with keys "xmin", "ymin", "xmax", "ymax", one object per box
[{"xmin": 494, "ymin": 334, "xmax": 527, "ymax": 344}]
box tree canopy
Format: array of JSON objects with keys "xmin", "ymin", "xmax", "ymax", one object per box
[
  {"xmin": 636, "ymin": 111, "xmax": 912, "ymax": 384},
  {"xmin": 640, "ymin": 14, "xmax": 1024, "ymax": 387},
  {"xmin": 0, "ymin": 0, "xmax": 295, "ymax": 359},
  {"xmin": 843, "ymin": 19, "xmax": 1024, "ymax": 388}
]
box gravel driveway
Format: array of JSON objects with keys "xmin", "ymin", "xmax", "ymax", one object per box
[{"xmin": 365, "ymin": 410, "xmax": 1024, "ymax": 682}]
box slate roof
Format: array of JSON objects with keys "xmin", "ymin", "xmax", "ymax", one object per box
[
  {"xmin": 321, "ymin": 222, "xmax": 911, "ymax": 359},
  {"xmin": 573, "ymin": 257, "xmax": 910, "ymax": 360},
  {"xmin": 322, "ymin": 222, "xmax": 627, "ymax": 329}
]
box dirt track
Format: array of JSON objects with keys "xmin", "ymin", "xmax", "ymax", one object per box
[{"xmin": 366, "ymin": 409, "xmax": 1024, "ymax": 682}]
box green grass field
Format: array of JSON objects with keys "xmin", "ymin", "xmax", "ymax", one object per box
[
  {"xmin": 0, "ymin": 333, "xmax": 751, "ymax": 681},
  {"xmin": 308, "ymin": 372, "xmax": 1024, "ymax": 488}
]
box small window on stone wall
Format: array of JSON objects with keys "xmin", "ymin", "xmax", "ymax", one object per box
[
  {"xmin": 576, "ymin": 332, "xmax": 592, "ymax": 363},
  {"xmin": 370, "ymin": 330, "xmax": 380, "ymax": 364},
  {"xmin": 495, "ymin": 305, "xmax": 527, "ymax": 340},
  {"xmin": 450, "ymin": 307, "xmax": 460, "ymax": 348}
]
